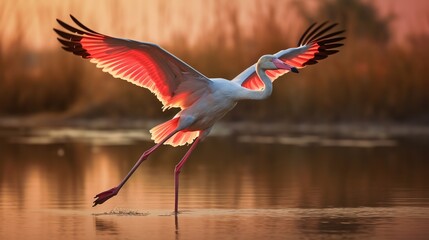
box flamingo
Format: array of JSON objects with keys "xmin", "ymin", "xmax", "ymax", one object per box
[{"xmin": 54, "ymin": 15, "xmax": 345, "ymax": 213}]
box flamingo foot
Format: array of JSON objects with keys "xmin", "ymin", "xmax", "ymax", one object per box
[{"xmin": 93, "ymin": 187, "xmax": 119, "ymax": 207}]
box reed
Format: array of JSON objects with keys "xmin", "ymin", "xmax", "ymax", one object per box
[{"xmin": 0, "ymin": 0, "xmax": 427, "ymax": 123}]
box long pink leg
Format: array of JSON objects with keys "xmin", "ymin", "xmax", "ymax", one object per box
[
  {"xmin": 174, "ymin": 136, "xmax": 201, "ymax": 214},
  {"xmin": 93, "ymin": 130, "xmax": 179, "ymax": 207}
]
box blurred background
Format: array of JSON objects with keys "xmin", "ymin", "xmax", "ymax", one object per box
[
  {"xmin": 1, "ymin": 1, "xmax": 429, "ymax": 239},
  {"xmin": 1, "ymin": 0, "xmax": 428, "ymax": 124}
]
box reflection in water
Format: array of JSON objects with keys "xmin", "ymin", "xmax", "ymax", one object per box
[
  {"xmin": 1, "ymin": 131, "xmax": 429, "ymax": 239},
  {"xmin": 94, "ymin": 218, "xmax": 119, "ymax": 236},
  {"xmin": 175, "ymin": 214, "xmax": 179, "ymax": 240}
]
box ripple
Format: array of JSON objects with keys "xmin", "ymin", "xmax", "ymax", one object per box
[
  {"xmin": 238, "ymin": 135, "xmax": 396, "ymax": 147},
  {"xmin": 93, "ymin": 208, "xmax": 150, "ymax": 216},
  {"xmin": 177, "ymin": 206, "xmax": 429, "ymax": 219}
]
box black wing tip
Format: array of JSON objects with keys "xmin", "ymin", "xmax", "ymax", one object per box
[
  {"xmin": 68, "ymin": 14, "xmax": 81, "ymax": 24},
  {"xmin": 298, "ymin": 22, "xmax": 323, "ymax": 46},
  {"xmin": 54, "ymin": 15, "xmax": 98, "ymax": 59},
  {"xmin": 55, "ymin": 14, "xmax": 101, "ymax": 36},
  {"xmin": 298, "ymin": 22, "xmax": 317, "ymax": 46},
  {"xmin": 298, "ymin": 22, "xmax": 346, "ymax": 66},
  {"xmin": 298, "ymin": 22, "xmax": 346, "ymax": 46},
  {"xmin": 53, "ymin": 28, "xmax": 68, "ymax": 36},
  {"xmin": 303, "ymin": 59, "xmax": 318, "ymax": 66},
  {"xmin": 69, "ymin": 14, "xmax": 100, "ymax": 34}
]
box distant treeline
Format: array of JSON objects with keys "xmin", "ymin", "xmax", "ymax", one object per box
[{"xmin": 0, "ymin": 0, "xmax": 428, "ymax": 123}]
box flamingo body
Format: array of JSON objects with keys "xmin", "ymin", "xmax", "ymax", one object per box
[
  {"xmin": 54, "ymin": 15, "xmax": 345, "ymax": 213},
  {"xmin": 180, "ymin": 79, "xmax": 239, "ymax": 127}
]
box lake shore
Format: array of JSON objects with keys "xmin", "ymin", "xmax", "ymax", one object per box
[{"xmin": 1, "ymin": 114, "xmax": 429, "ymax": 142}]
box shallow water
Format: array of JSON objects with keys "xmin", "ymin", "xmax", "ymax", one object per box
[{"xmin": 1, "ymin": 127, "xmax": 429, "ymax": 239}]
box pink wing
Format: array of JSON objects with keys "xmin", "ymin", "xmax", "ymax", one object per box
[
  {"xmin": 54, "ymin": 15, "xmax": 211, "ymax": 110},
  {"xmin": 234, "ymin": 22, "xmax": 345, "ymax": 90}
]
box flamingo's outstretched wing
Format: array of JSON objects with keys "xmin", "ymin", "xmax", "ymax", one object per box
[
  {"xmin": 232, "ymin": 22, "xmax": 345, "ymax": 90},
  {"xmin": 54, "ymin": 15, "xmax": 212, "ymax": 110}
]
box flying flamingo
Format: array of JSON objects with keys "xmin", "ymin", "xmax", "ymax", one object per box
[{"xmin": 54, "ymin": 15, "xmax": 345, "ymax": 213}]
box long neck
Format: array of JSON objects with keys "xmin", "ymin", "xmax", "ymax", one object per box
[{"xmin": 239, "ymin": 64, "xmax": 273, "ymax": 100}]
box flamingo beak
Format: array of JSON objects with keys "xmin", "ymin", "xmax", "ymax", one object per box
[{"xmin": 273, "ymin": 58, "xmax": 299, "ymax": 73}]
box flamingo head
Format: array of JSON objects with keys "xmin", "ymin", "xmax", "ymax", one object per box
[{"xmin": 258, "ymin": 55, "xmax": 299, "ymax": 73}]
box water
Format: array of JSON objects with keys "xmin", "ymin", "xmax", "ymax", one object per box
[{"xmin": 1, "ymin": 127, "xmax": 429, "ymax": 239}]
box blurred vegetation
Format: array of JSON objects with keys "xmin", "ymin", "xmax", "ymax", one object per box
[{"xmin": 0, "ymin": 0, "xmax": 428, "ymax": 123}]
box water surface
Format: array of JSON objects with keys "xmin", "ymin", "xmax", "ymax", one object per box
[{"xmin": 1, "ymin": 127, "xmax": 429, "ymax": 239}]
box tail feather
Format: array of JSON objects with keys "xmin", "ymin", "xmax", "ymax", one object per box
[{"xmin": 150, "ymin": 118, "xmax": 199, "ymax": 147}]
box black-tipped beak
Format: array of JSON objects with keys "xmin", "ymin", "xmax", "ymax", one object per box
[{"xmin": 291, "ymin": 67, "xmax": 299, "ymax": 73}]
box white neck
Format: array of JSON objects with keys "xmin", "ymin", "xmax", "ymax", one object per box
[{"xmin": 237, "ymin": 64, "xmax": 273, "ymax": 100}]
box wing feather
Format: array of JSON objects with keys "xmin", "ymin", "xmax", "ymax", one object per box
[
  {"xmin": 54, "ymin": 15, "xmax": 212, "ymax": 110},
  {"xmin": 233, "ymin": 22, "xmax": 345, "ymax": 90}
]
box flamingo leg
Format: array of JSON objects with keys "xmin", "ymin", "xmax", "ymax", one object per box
[
  {"xmin": 93, "ymin": 130, "xmax": 179, "ymax": 207},
  {"xmin": 174, "ymin": 136, "xmax": 201, "ymax": 214}
]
